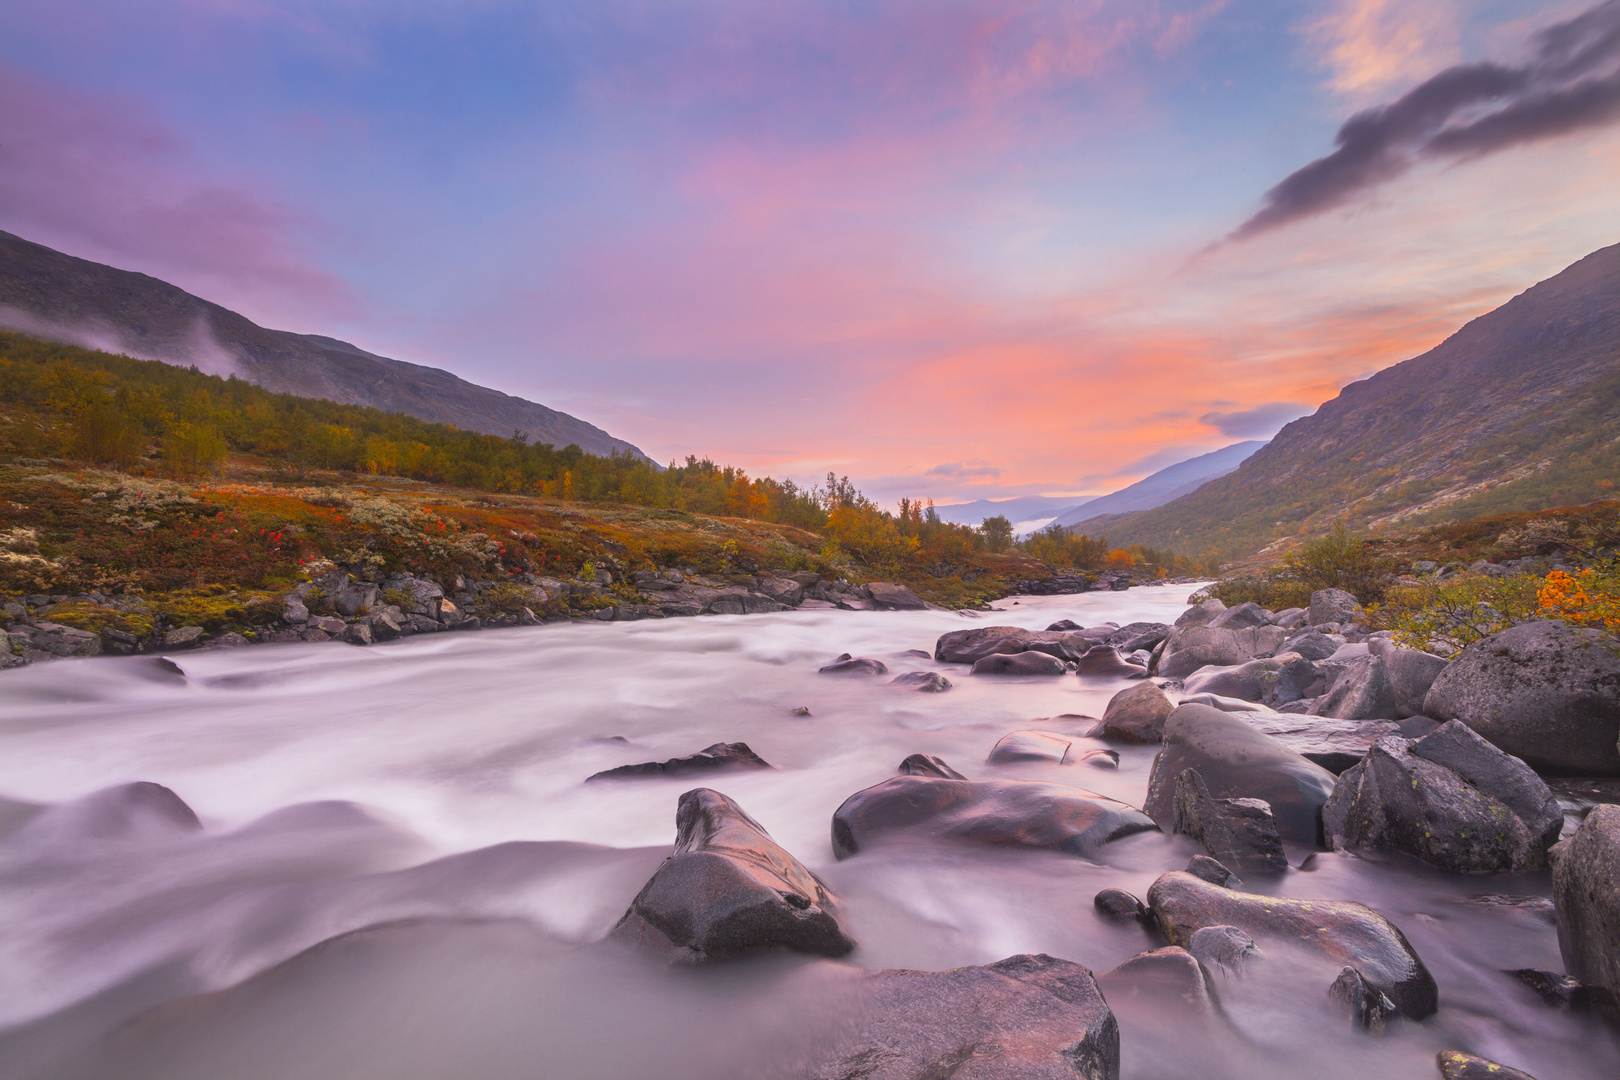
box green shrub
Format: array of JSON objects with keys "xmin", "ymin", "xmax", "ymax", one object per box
[{"xmin": 1365, "ymin": 573, "xmax": 1542, "ymax": 656}]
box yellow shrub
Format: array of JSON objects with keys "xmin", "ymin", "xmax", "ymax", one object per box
[{"xmin": 1538, "ymin": 565, "xmax": 1620, "ymax": 634}]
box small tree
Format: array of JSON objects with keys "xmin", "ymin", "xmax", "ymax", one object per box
[{"xmin": 981, "ymin": 515, "xmax": 1013, "ymax": 552}]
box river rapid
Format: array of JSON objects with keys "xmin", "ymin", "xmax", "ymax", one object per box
[{"xmin": 0, "ymin": 585, "xmax": 1614, "ymax": 1079}]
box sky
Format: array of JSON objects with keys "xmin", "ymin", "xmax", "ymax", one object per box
[{"xmin": 2, "ymin": 0, "xmax": 1618, "ymax": 506}]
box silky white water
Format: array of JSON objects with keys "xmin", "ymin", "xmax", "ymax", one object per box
[{"xmin": 0, "ymin": 586, "xmax": 1614, "ymax": 1079}]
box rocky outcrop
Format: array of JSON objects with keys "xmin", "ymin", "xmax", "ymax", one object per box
[
  {"xmin": 972, "ymin": 651, "xmax": 1068, "ymax": 676},
  {"xmin": 832, "ymin": 770, "xmax": 1156, "ymax": 859},
  {"xmin": 1144, "ymin": 704, "xmax": 1337, "ymax": 845},
  {"xmin": 1182, "ymin": 653, "xmax": 1317, "ymax": 706},
  {"xmin": 1172, "ymin": 769, "xmax": 1288, "ymax": 872},
  {"xmin": 1372, "ymin": 639, "xmax": 1449, "ymax": 719},
  {"xmin": 614, "ymin": 788, "xmax": 855, "ymax": 961},
  {"xmin": 587, "ymin": 742, "xmax": 772, "ymax": 781},
  {"xmin": 1553, "ymin": 803, "xmax": 1620, "ymax": 1016},
  {"xmin": 1156, "ymin": 625, "xmax": 1287, "ymax": 680},
  {"xmin": 1423, "ymin": 621, "xmax": 1620, "ymax": 775},
  {"xmin": 805, "ymin": 954, "xmax": 1120, "ymax": 1080},
  {"xmin": 1146, "ymin": 870, "xmax": 1438, "ymax": 1019},
  {"xmin": 1308, "ymin": 588, "xmax": 1361, "ymax": 627},
  {"xmin": 1098, "ymin": 683, "xmax": 1175, "ymax": 743},
  {"xmin": 865, "ymin": 581, "xmax": 928, "ymax": 610},
  {"xmin": 1323, "ymin": 724, "xmax": 1563, "ymax": 872}
]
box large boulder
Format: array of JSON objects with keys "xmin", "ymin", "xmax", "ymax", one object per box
[
  {"xmin": 1310, "ymin": 653, "xmax": 1397, "ymax": 720},
  {"xmin": 1175, "ymin": 599, "xmax": 1227, "ymax": 628},
  {"xmin": 989, "ymin": 730, "xmax": 1073, "ymax": 764},
  {"xmin": 973, "ymin": 651, "xmax": 1067, "ymax": 676},
  {"xmin": 1182, "ymin": 653, "xmax": 1317, "ymax": 706},
  {"xmin": 1322, "ymin": 726, "xmax": 1562, "ymax": 872},
  {"xmin": 614, "ymin": 788, "xmax": 855, "ymax": 961},
  {"xmin": 1423, "ymin": 621, "xmax": 1620, "ymax": 775},
  {"xmin": 1309, "ymin": 588, "xmax": 1361, "ymax": 627},
  {"xmin": 1209, "ymin": 602, "xmax": 1271, "ymax": 629},
  {"xmin": 1076, "ymin": 645, "xmax": 1146, "ymax": 678},
  {"xmin": 937, "ymin": 626, "xmax": 1072, "ymax": 664},
  {"xmin": 1144, "ymin": 704, "xmax": 1337, "ymax": 845},
  {"xmin": 1280, "ymin": 629, "xmax": 1342, "ymax": 661},
  {"xmin": 1106, "ymin": 622, "xmax": 1172, "ymax": 653},
  {"xmin": 806, "ymin": 954, "xmax": 1119, "ymax": 1080},
  {"xmin": 1146, "ymin": 870, "xmax": 1437, "ymax": 1019},
  {"xmin": 866, "ymin": 581, "xmax": 928, "ymax": 611},
  {"xmin": 1172, "ymin": 768, "xmax": 1288, "ymax": 872},
  {"xmin": 1215, "ymin": 708, "xmax": 1399, "ymax": 774},
  {"xmin": 832, "ymin": 772, "xmax": 1156, "ymax": 859},
  {"xmin": 1157, "ymin": 625, "xmax": 1287, "ymax": 680},
  {"xmin": 757, "ymin": 576, "xmax": 804, "ymax": 606},
  {"xmin": 821, "ymin": 656, "xmax": 890, "ymax": 675},
  {"xmin": 1371, "ymin": 640, "xmax": 1449, "ymax": 719},
  {"xmin": 1097, "ymin": 946, "xmax": 1219, "ymax": 1014},
  {"xmin": 1553, "ymin": 803, "xmax": 1620, "ymax": 1013},
  {"xmin": 587, "ymin": 742, "xmax": 772, "ymax": 781},
  {"xmin": 890, "ymin": 671, "xmax": 952, "ymax": 692},
  {"xmin": 1099, "ymin": 683, "xmax": 1175, "ymax": 743}
]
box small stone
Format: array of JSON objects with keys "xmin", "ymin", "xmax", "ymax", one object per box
[
  {"xmin": 819, "ymin": 656, "xmax": 889, "ymax": 675},
  {"xmin": 1187, "ymin": 924, "xmax": 1259, "ymax": 974},
  {"xmin": 1329, "ymin": 966, "xmax": 1399, "ymax": 1032},
  {"xmin": 1094, "ymin": 888, "xmax": 1149, "ymax": 923},
  {"xmin": 1186, "ymin": 855, "xmax": 1239, "ymax": 887}
]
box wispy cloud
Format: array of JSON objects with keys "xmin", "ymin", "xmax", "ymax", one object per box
[
  {"xmin": 1235, "ymin": 0, "xmax": 1620, "ymax": 240},
  {"xmin": 1199, "ymin": 401, "xmax": 1311, "ymax": 438}
]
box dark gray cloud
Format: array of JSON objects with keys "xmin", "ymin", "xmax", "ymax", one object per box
[
  {"xmin": 1234, "ymin": 1, "xmax": 1620, "ymax": 240},
  {"xmin": 1200, "ymin": 401, "xmax": 1310, "ymax": 438}
]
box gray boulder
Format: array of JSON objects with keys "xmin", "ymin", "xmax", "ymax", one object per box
[
  {"xmin": 1182, "ymin": 653, "xmax": 1317, "ymax": 706},
  {"xmin": 1309, "ymin": 588, "xmax": 1361, "ymax": 626},
  {"xmin": 936, "ymin": 625, "xmax": 1036, "ymax": 663},
  {"xmin": 973, "ymin": 650, "xmax": 1067, "ymax": 676},
  {"xmin": 989, "ymin": 730, "xmax": 1073, "ymax": 764},
  {"xmin": 1209, "ymin": 602, "xmax": 1271, "ymax": 629},
  {"xmin": 1323, "ymin": 727, "xmax": 1560, "ymax": 872},
  {"xmin": 1211, "ymin": 708, "xmax": 1399, "ymax": 774},
  {"xmin": 1157, "ymin": 625, "xmax": 1287, "ymax": 680},
  {"xmin": 898, "ymin": 753, "xmax": 967, "ymax": 779},
  {"xmin": 805, "ymin": 953, "xmax": 1119, "ymax": 1080},
  {"xmin": 1186, "ymin": 924, "xmax": 1261, "ymax": 975},
  {"xmin": 1144, "ymin": 704, "xmax": 1337, "ymax": 845},
  {"xmin": 757, "ymin": 576, "xmax": 804, "ymax": 606},
  {"xmin": 163, "ymin": 625, "xmax": 205, "ymax": 649},
  {"xmin": 1274, "ymin": 607, "xmax": 1308, "ymax": 629},
  {"xmin": 1107, "ymin": 622, "xmax": 1172, "ymax": 653},
  {"xmin": 1553, "ymin": 803, "xmax": 1620, "ymax": 1014},
  {"xmin": 1423, "ymin": 621, "xmax": 1620, "ymax": 775},
  {"xmin": 1099, "ymin": 683, "xmax": 1175, "ymax": 743},
  {"xmin": 1280, "ymin": 629, "xmax": 1342, "ymax": 661},
  {"xmin": 821, "ymin": 656, "xmax": 890, "ymax": 675},
  {"xmin": 890, "ymin": 671, "xmax": 952, "ymax": 692},
  {"xmin": 1146, "ymin": 870, "xmax": 1437, "ymax": 1019},
  {"xmin": 1098, "ymin": 946, "xmax": 1219, "ymax": 1013},
  {"xmin": 1310, "ymin": 653, "xmax": 1397, "ymax": 720},
  {"xmin": 832, "ymin": 773, "xmax": 1156, "ymax": 859},
  {"xmin": 866, "ymin": 581, "xmax": 927, "ymax": 610},
  {"xmin": 1172, "ymin": 769, "xmax": 1288, "ymax": 872},
  {"xmin": 1369, "ymin": 640, "xmax": 1449, "ymax": 718},
  {"xmin": 1176, "ymin": 599, "xmax": 1227, "ymax": 628},
  {"xmin": 282, "ymin": 596, "xmax": 309, "ymax": 624},
  {"xmin": 334, "ymin": 582, "xmax": 380, "ymax": 617},
  {"xmin": 1329, "ymin": 966, "xmax": 1399, "ymax": 1032},
  {"xmin": 614, "ymin": 788, "xmax": 855, "ymax": 961},
  {"xmin": 1077, "ymin": 645, "xmax": 1146, "ymax": 678},
  {"xmin": 1094, "ymin": 888, "xmax": 1149, "ymax": 923}
]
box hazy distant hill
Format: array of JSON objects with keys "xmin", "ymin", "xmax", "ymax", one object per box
[
  {"xmin": 930, "ymin": 494, "xmax": 1093, "ymax": 527},
  {"xmin": 1091, "ymin": 241, "xmax": 1620, "ymax": 560},
  {"xmin": 0, "ymin": 231, "xmax": 648, "ymax": 459},
  {"xmin": 1048, "ymin": 441, "xmax": 1264, "ymax": 530}
]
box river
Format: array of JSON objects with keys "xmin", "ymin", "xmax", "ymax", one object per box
[{"xmin": 0, "ymin": 585, "xmax": 1614, "ymax": 1079}]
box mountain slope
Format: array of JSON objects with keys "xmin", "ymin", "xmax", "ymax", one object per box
[
  {"xmin": 1049, "ymin": 441, "xmax": 1264, "ymax": 529},
  {"xmin": 1092, "ymin": 241, "xmax": 1620, "ymax": 559},
  {"xmin": 930, "ymin": 494, "xmax": 1093, "ymax": 527},
  {"xmin": 0, "ymin": 231, "xmax": 647, "ymax": 459}
]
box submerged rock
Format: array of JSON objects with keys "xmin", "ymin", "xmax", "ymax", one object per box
[
  {"xmin": 820, "ymin": 656, "xmax": 891, "ymax": 675},
  {"xmin": 1186, "ymin": 924, "xmax": 1259, "ymax": 975},
  {"xmin": 890, "ymin": 670, "xmax": 952, "ymax": 692},
  {"xmin": 1436, "ymin": 1051, "xmax": 1539, "ymax": 1080},
  {"xmin": 587, "ymin": 742, "xmax": 772, "ymax": 781},
  {"xmin": 1329, "ymin": 966, "xmax": 1399, "ymax": 1032},
  {"xmin": 973, "ymin": 650, "xmax": 1067, "ymax": 676},
  {"xmin": 614, "ymin": 788, "xmax": 855, "ymax": 961},
  {"xmin": 936, "ymin": 626, "xmax": 1083, "ymax": 664},
  {"xmin": 1146, "ymin": 870, "xmax": 1438, "ymax": 1019},
  {"xmin": 1077, "ymin": 645, "xmax": 1146, "ymax": 678},
  {"xmin": 988, "ymin": 730, "xmax": 1073, "ymax": 764},
  {"xmin": 1144, "ymin": 704, "xmax": 1337, "ymax": 846},
  {"xmin": 1098, "ymin": 682, "xmax": 1175, "ymax": 743},
  {"xmin": 1098, "ymin": 947, "xmax": 1219, "ymax": 1014},
  {"xmin": 1423, "ymin": 621, "xmax": 1620, "ymax": 775},
  {"xmin": 806, "ymin": 953, "xmax": 1120, "ymax": 1080},
  {"xmin": 897, "ymin": 753, "xmax": 968, "ymax": 779},
  {"xmin": 1094, "ymin": 888, "xmax": 1150, "ymax": 924},
  {"xmin": 832, "ymin": 773, "xmax": 1156, "ymax": 859}
]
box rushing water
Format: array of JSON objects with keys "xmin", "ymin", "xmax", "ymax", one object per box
[{"xmin": 0, "ymin": 586, "xmax": 1615, "ymax": 1079}]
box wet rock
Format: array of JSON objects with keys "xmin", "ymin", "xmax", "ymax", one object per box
[
  {"xmin": 1553, "ymin": 803, "xmax": 1620, "ymax": 1013},
  {"xmin": 821, "ymin": 656, "xmax": 890, "ymax": 675},
  {"xmin": 1187, "ymin": 925, "xmax": 1259, "ymax": 974},
  {"xmin": 1436, "ymin": 1051, "xmax": 1539, "ymax": 1080},
  {"xmin": 1146, "ymin": 870, "xmax": 1438, "ymax": 1019},
  {"xmin": 1175, "ymin": 599, "xmax": 1227, "ymax": 628},
  {"xmin": 1094, "ymin": 888, "xmax": 1149, "ymax": 923},
  {"xmin": 1183, "ymin": 653, "xmax": 1318, "ymax": 706},
  {"xmin": 1310, "ymin": 653, "xmax": 1397, "ymax": 721},
  {"xmin": 1144, "ymin": 704, "xmax": 1337, "ymax": 846},
  {"xmin": 1423, "ymin": 621, "xmax": 1620, "ymax": 775},
  {"xmin": 866, "ymin": 581, "xmax": 927, "ymax": 611},
  {"xmin": 1099, "ymin": 683, "xmax": 1175, "ymax": 744},
  {"xmin": 1209, "ymin": 602, "xmax": 1271, "ymax": 630},
  {"xmin": 1157, "ymin": 625, "xmax": 1288, "ymax": 680},
  {"xmin": 614, "ymin": 788, "xmax": 855, "ymax": 961},
  {"xmin": 1186, "ymin": 854, "xmax": 1239, "ymax": 886},
  {"xmin": 1309, "ymin": 588, "xmax": 1361, "ymax": 627},
  {"xmin": 1370, "ymin": 640, "xmax": 1449, "ymax": 719},
  {"xmin": 989, "ymin": 730, "xmax": 1073, "ymax": 764},
  {"xmin": 1211, "ymin": 708, "xmax": 1399, "ymax": 774},
  {"xmin": 1047, "ymin": 619, "xmax": 1083, "ymax": 631},
  {"xmin": 832, "ymin": 774, "xmax": 1156, "ymax": 859},
  {"xmin": 1107, "ymin": 622, "xmax": 1172, "ymax": 653},
  {"xmin": 1329, "ymin": 966, "xmax": 1399, "ymax": 1032},
  {"xmin": 973, "ymin": 650, "xmax": 1067, "ymax": 676},
  {"xmin": 1508, "ymin": 968, "xmax": 1609, "ymax": 1011},
  {"xmin": 935, "ymin": 626, "xmax": 1087, "ymax": 664},
  {"xmin": 1099, "ymin": 947, "xmax": 1219, "ymax": 1013},
  {"xmin": 1173, "ymin": 769, "xmax": 1289, "ymax": 872},
  {"xmin": 162, "ymin": 625, "xmax": 205, "ymax": 649},
  {"xmin": 1324, "ymin": 728, "xmax": 1561, "ymax": 872},
  {"xmin": 588, "ymin": 742, "xmax": 772, "ymax": 781},
  {"xmin": 806, "ymin": 953, "xmax": 1119, "ymax": 1080},
  {"xmin": 1077, "ymin": 645, "xmax": 1147, "ymax": 678},
  {"xmin": 898, "ymin": 753, "xmax": 967, "ymax": 779},
  {"xmin": 890, "ymin": 671, "xmax": 952, "ymax": 692}
]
